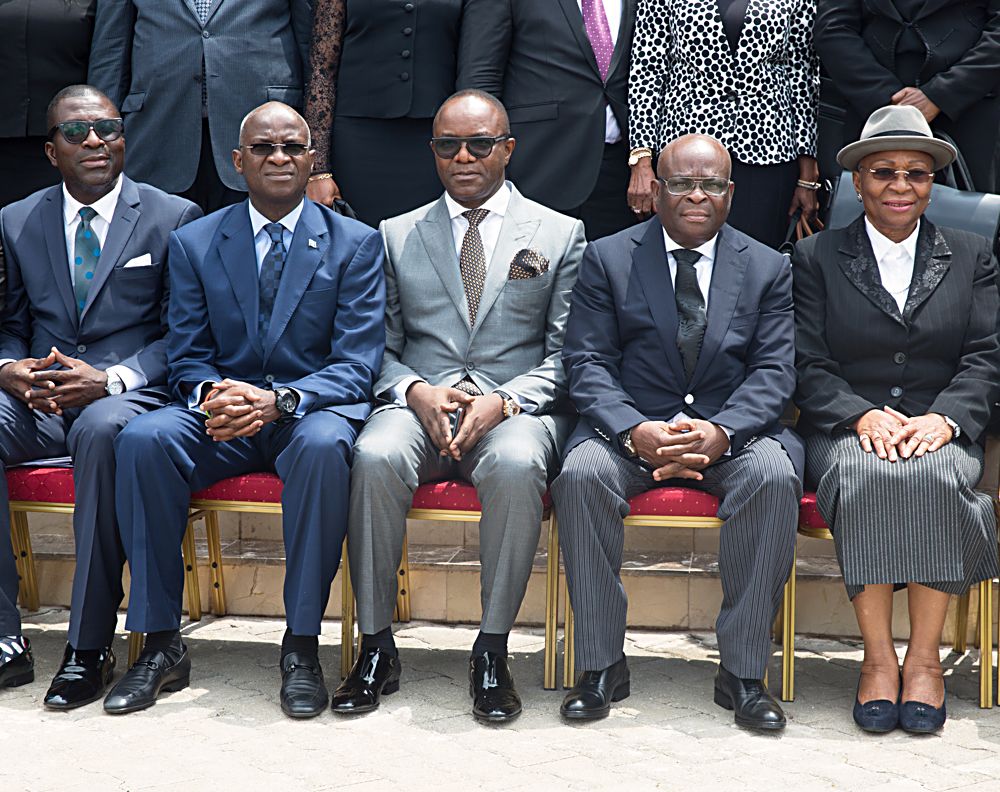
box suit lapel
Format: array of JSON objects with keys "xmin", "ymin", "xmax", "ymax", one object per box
[
  {"xmin": 40, "ymin": 186, "xmax": 78, "ymax": 329},
  {"xmin": 80, "ymin": 177, "xmax": 140, "ymax": 322},
  {"xmin": 837, "ymin": 216, "xmax": 906, "ymax": 326},
  {"xmin": 631, "ymin": 219, "xmax": 687, "ymax": 385},
  {"xmin": 556, "ymin": 0, "xmax": 602, "ymax": 80},
  {"xmin": 868, "ymin": 0, "xmax": 904, "ymax": 22},
  {"xmin": 690, "ymin": 227, "xmax": 748, "ymax": 386},
  {"xmin": 916, "ymin": 0, "xmax": 954, "ymax": 19},
  {"xmin": 264, "ymin": 200, "xmax": 328, "ymax": 358},
  {"xmin": 218, "ymin": 202, "xmax": 264, "ymax": 358},
  {"xmin": 901, "ymin": 220, "xmax": 950, "ymax": 320},
  {"xmin": 415, "ymin": 197, "xmax": 470, "ymax": 326},
  {"xmin": 204, "ymin": 0, "xmax": 226, "ymax": 26}
]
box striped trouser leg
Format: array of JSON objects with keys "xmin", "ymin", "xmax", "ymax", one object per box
[{"xmin": 551, "ymin": 438, "xmax": 654, "ymax": 671}]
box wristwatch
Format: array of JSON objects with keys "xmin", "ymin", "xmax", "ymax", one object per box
[
  {"xmin": 273, "ymin": 386, "xmax": 300, "ymax": 417},
  {"xmin": 942, "ymin": 415, "xmax": 961, "ymax": 439},
  {"xmin": 105, "ymin": 371, "xmax": 125, "ymax": 396},
  {"xmin": 495, "ymin": 390, "xmax": 521, "ymax": 420},
  {"xmin": 628, "ymin": 147, "xmax": 653, "ymax": 167},
  {"xmin": 619, "ymin": 429, "xmax": 638, "ymax": 458}
]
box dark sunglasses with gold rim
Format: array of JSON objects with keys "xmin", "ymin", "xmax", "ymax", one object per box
[
  {"xmin": 48, "ymin": 118, "xmax": 124, "ymax": 145},
  {"xmin": 858, "ymin": 167, "xmax": 935, "ymax": 184},
  {"xmin": 430, "ymin": 134, "xmax": 511, "ymax": 160}
]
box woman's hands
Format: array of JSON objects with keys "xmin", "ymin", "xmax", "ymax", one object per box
[{"xmin": 854, "ymin": 406, "xmax": 953, "ymax": 461}]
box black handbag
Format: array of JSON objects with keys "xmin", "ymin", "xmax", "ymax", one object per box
[
  {"xmin": 826, "ymin": 132, "xmax": 1000, "ymax": 255},
  {"xmin": 331, "ymin": 197, "xmax": 359, "ymax": 221}
]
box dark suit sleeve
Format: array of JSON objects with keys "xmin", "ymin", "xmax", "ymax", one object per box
[
  {"xmin": 281, "ymin": 229, "xmax": 387, "ymax": 411},
  {"xmin": 920, "ymin": 0, "xmax": 1000, "ymax": 120},
  {"xmin": 562, "ymin": 241, "xmax": 647, "ymax": 445},
  {"xmin": 792, "ymin": 237, "xmax": 877, "ymax": 432},
  {"xmin": 711, "ymin": 255, "xmax": 796, "ymax": 452},
  {"xmin": 290, "ymin": 0, "xmax": 314, "ymax": 82},
  {"xmin": 0, "ymin": 209, "xmax": 31, "ymax": 362},
  {"xmin": 456, "ymin": 0, "xmax": 513, "ymax": 96},
  {"xmin": 813, "ymin": 1, "xmax": 904, "ymax": 120},
  {"xmin": 87, "ymin": 0, "xmax": 136, "ymax": 107},
  {"xmin": 929, "ymin": 240, "xmax": 1000, "ymax": 441}
]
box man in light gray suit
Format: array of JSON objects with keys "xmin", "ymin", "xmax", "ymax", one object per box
[
  {"xmin": 336, "ymin": 90, "xmax": 585, "ymax": 724},
  {"xmin": 88, "ymin": 0, "xmax": 311, "ymax": 213}
]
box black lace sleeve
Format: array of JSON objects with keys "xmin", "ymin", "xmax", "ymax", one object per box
[{"xmin": 304, "ymin": 0, "xmax": 347, "ymax": 174}]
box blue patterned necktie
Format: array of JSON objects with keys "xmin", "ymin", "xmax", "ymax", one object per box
[
  {"xmin": 194, "ymin": 0, "xmax": 212, "ymax": 21},
  {"xmin": 74, "ymin": 207, "xmax": 100, "ymax": 316},
  {"xmin": 195, "ymin": 0, "xmax": 212, "ymax": 109},
  {"xmin": 258, "ymin": 222, "xmax": 286, "ymax": 343}
]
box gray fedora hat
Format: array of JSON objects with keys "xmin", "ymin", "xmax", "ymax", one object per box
[{"xmin": 836, "ymin": 105, "xmax": 957, "ymax": 171}]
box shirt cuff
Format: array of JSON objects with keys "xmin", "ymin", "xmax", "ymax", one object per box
[
  {"xmin": 106, "ymin": 364, "xmax": 146, "ymax": 392},
  {"xmin": 188, "ymin": 380, "xmax": 215, "ymax": 411},
  {"xmin": 0, "ymin": 358, "xmax": 15, "ymax": 369},
  {"xmin": 291, "ymin": 388, "xmax": 312, "ymax": 418},
  {"xmin": 717, "ymin": 424, "xmax": 734, "ymax": 457},
  {"xmin": 392, "ymin": 376, "xmax": 425, "ymax": 407}
]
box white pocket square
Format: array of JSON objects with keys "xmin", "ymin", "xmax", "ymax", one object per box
[{"xmin": 123, "ymin": 253, "xmax": 152, "ymax": 268}]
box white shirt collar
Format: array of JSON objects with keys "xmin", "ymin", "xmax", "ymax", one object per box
[
  {"xmin": 248, "ymin": 199, "xmax": 305, "ymax": 239},
  {"xmin": 661, "ymin": 228, "xmax": 718, "ymax": 263},
  {"xmin": 62, "ymin": 178, "xmax": 123, "ymax": 227},
  {"xmin": 864, "ymin": 217, "xmax": 919, "ymax": 264},
  {"xmin": 444, "ymin": 181, "xmax": 513, "ymax": 222}
]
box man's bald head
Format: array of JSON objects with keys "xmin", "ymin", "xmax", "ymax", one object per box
[
  {"xmin": 238, "ymin": 101, "xmax": 311, "ymax": 148},
  {"xmin": 656, "ymin": 134, "xmax": 732, "ymax": 181}
]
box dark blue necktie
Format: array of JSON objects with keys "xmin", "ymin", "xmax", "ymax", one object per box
[{"xmin": 259, "ymin": 222, "xmax": 286, "ymax": 343}]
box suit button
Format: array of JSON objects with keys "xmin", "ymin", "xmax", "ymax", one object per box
[
  {"xmin": 466, "ymin": 363, "xmax": 475, "ymax": 371},
  {"xmin": 76, "ymin": 344, "xmax": 87, "ymax": 354},
  {"xmin": 404, "ymin": 2, "xmax": 414, "ymax": 10},
  {"xmin": 202, "ymin": 30, "xmax": 210, "ymax": 38},
  {"xmin": 401, "ymin": 49, "xmax": 411, "ymax": 58},
  {"xmin": 265, "ymin": 374, "xmax": 274, "ymax": 384},
  {"xmin": 893, "ymin": 352, "xmax": 906, "ymax": 365},
  {"xmin": 402, "ymin": 26, "xmax": 412, "ymax": 35},
  {"xmin": 400, "ymin": 72, "xmax": 410, "ymax": 81},
  {"xmin": 890, "ymin": 386, "xmax": 903, "ymax": 398},
  {"xmin": 684, "ymin": 393, "xmax": 694, "ymax": 405}
]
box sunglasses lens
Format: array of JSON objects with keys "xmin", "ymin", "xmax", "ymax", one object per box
[
  {"xmin": 248, "ymin": 144, "xmax": 275, "ymax": 156},
  {"xmin": 871, "ymin": 168, "xmax": 897, "ymax": 181},
  {"xmin": 282, "ymin": 144, "xmax": 308, "ymax": 156},
  {"xmin": 701, "ymin": 179, "xmax": 729, "ymax": 196},
  {"xmin": 60, "ymin": 122, "xmax": 90, "ymax": 144},
  {"xmin": 465, "ymin": 139, "xmax": 495, "ymax": 158},
  {"xmin": 93, "ymin": 119, "xmax": 123, "ymax": 141},
  {"xmin": 908, "ymin": 170, "xmax": 933, "ymax": 184},
  {"xmin": 432, "ymin": 140, "xmax": 462, "ymax": 159},
  {"xmin": 665, "ymin": 178, "xmax": 694, "ymax": 195}
]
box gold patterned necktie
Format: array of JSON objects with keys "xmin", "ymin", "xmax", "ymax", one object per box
[{"xmin": 459, "ymin": 208, "xmax": 490, "ymax": 327}]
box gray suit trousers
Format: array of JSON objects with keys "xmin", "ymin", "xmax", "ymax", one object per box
[
  {"xmin": 349, "ymin": 406, "xmax": 558, "ymax": 635},
  {"xmin": 553, "ymin": 437, "xmax": 800, "ymax": 678}
]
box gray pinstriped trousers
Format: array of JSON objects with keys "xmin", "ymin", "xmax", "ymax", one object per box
[{"xmin": 553, "ymin": 436, "xmax": 800, "ymax": 678}]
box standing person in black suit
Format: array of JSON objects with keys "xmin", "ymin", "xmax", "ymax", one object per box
[
  {"xmin": 553, "ymin": 134, "xmax": 802, "ymax": 730},
  {"xmin": 304, "ymin": 0, "xmax": 467, "ymax": 227},
  {"xmin": 0, "ymin": 0, "xmax": 97, "ymax": 209},
  {"xmin": 815, "ymin": 0, "xmax": 1000, "ymax": 192},
  {"xmin": 457, "ymin": 0, "xmax": 638, "ymax": 241}
]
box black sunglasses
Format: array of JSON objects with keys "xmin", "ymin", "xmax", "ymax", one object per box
[
  {"xmin": 48, "ymin": 118, "xmax": 124, "ymax": 145},
  {"xmin": 240, "ymin": 142, "xmax": 311, "ymax": 158},
  {"xmin": 430, "ymin": 135, "xmax": 510, "ymax": 159}
]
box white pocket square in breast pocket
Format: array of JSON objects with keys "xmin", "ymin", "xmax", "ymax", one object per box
[{"xmin": 123, "ymin": 253, "xmax": 152, "ymax": 268}]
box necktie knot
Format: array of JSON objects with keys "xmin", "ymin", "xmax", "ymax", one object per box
[
  {"xmin": 462, "ymin": 208, "xmax": 489, "ymax": 229},
  {"xmin": 78, "ymin": 207, "xmax": 97, "ymax": 225},
  {"xmin": 672, "ymin": 248, "xmax": 701, "ymax": 268},
  {"xmin": 265, "ymin": 222, "xmax": 284, "ymax": 245}
]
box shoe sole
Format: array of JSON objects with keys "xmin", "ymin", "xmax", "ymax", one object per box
[
  {"xmin": 282, "ymin": 702, "xmax": 328, "ymax": 719},
  {"xmin": 473, "ymin": 707, "xmax": 522, "ymax": 724},
  {"xmin": 0, "ymin": 669, "xmax": 35, "ymax": 688},
  {"xmin": 900, "ymin": 722, "xmax": 943, "ymax": 735},
  {"xmin": 104, "ymin": 675, "xmax": 190, "ymax": 715},
  {"xmin": 331, "ymin": 677, "xmax": 400, "ymax": 715},
  {"xmin": 713, "ymin": 687, "xmax": 786, "ymax": 731},
  {"xmin": 560, "ymin": 681, "xmax": 631, "ymax": 721}
]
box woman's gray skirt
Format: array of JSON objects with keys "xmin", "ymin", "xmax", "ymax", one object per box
[{"xmin": 806, "ymin": 431, "xmax": 999, "ymax": 599}]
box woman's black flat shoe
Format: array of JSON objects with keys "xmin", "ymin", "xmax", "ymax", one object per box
[
  {"xmin": 852, "ymin": 675, "xmax": 899, "ymax": 733},
  {"xmin": 899, "ymin": 693, "xmax": 946, "ymax": 734}
]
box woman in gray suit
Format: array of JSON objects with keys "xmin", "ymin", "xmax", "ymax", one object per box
[{"xmin": 793, "ymin": 105, "xmax": 1000, "ymax": 735}]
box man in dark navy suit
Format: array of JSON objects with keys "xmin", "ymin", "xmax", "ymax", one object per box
[
  {"xmin": 552, "ymin": 135, "xmax": 802, "ymax": 730},
  {"xmin": 0, "ymin": 85, "xmax": 201, "ymax": 706},
  {"xmin": 107, "ymin": 102, "xmax": 386, "ymax": 718}
]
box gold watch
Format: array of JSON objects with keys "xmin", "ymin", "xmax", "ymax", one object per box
[
  {"xmin": 628, "ymin": 147, "xmax": 653, "ymax": 167},
  {"xmin": 496, "ymin": 390, "xmax": 521, "ymax": 419}
]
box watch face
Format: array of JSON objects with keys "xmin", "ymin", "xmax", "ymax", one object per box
[
  {"xmin": 106, "ymin": 379, "xmax": 124, "ymax": 396},
  {"xmin": 276, "ymin": 390, "xmax": 296, "ymax": 414}
]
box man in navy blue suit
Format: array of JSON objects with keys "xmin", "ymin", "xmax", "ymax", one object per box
[
  {"xmin": 0, "ymin": 85, "xmax": 201, "ymax": 707},
  {"xmin": 107, "ymin": 102, "xmax": 386, "ymax": 718}
]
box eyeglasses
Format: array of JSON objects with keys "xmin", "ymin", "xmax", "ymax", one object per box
[
  {"xmin": 860, "ymin": 167, "xmax": 935, "ymax": 184},
  {"xmin": 660, "ymin": 176, "xmax": 731, "ymax": 197},
  {"xmin": 430, "ymin": 135, "xmax": 510, "ymax": 159},
  {"xmin": 48, "ymin": 118, "xmax": 124, "ymax": 144},
  {"xmin": 240, "ymin": 142, "xmax": 310, "ymax": 157}
]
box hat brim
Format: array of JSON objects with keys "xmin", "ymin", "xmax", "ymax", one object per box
[{"xmin": 836, "ymin": 135, "xmax": 957, "ymax": 172}]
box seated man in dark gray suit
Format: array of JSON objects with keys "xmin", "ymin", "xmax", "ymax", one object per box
[
  {"xmin": 339, "ymin": 90, "xmax": 586, "ymax": 723},
  {"xmin": 0, "ymin": 85, "xmax": 200, "ymax": 706},
  {"xmin": 553, "ymin": 135, "xmax": 802, "ymax": 731}
]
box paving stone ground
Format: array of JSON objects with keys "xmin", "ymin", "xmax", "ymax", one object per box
[{"xmin": 5, "ymin": 609, "xmax": 1000, "ymax": 791}]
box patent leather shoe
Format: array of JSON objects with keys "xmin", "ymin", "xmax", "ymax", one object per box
[
  {"xmin": 852, "ymin": 672, "xmax": 899, "ymax": 733},
  {"xmin": 279, "ymin": 652, "xmax": 328, "ymax": 718},
  {"xmin": 560, "ymin": 656, "xmax": 630, "ymax": 720},
  {"xmin": 44, "ymin": 644, "xmax": 116, "ymax": 710},
  {"xmin": 469, "ymin": 652, "xmax": 521, "ymax": 723},
  {"xmin": 103, "ymin": 645, "xmax": 190, "ymax": 714},
  {"xmin": 899, "ymin": 691, "xmax": 946, "ymax": 734},
  {"xmin": 0, "ymin": 635, "xmax": 33, "ymax": 688},
  {"xmin": 332, "ymin": 647, "xmax": 401, "ymax": 714},
  {"xmin": 713, "ymin": 664, "xmax": 786, "ymax": 731}
]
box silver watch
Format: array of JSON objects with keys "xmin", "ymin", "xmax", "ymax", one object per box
[
  {"xmin": 105, "ymin": 371, "xmax": 125, "ymax": 396},
  {"xmin": 942, "ymin": 415, "xmax": 961, "ymax": 439}
]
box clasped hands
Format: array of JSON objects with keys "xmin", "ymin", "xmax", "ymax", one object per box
[
  {"xmin": 854, "ymin": 406, "xmax": 952, "ymax": 462},
  {"xmin": 406, "ymin": 381, "xmax": 504, "ymax": 461},
  {"xmin": 630, "ymin": 419, "xmax": 730, "ymax": 482},
  {"xmin": 0, "ymin": 347, "xmax": 109, "ymax": 415},
  {"xmin": 200, "ymin": 379, "xmax": 281, "ymax": 442}
]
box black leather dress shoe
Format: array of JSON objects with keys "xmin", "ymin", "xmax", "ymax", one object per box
[
  {"xmin": 103, "ymin": 646, "xmax": 190, "ymax": 715},
  {"xmin": 560, "ymin": 656, "xmax": 630, "ymax": 721},
  {"xmin": 44, "ymin": 644, "xmax": 116, "ymax": 710},
  {"xmin": 331, "ymin": 647, "xmax": 401, "ymax": 714},
  {"xmin": 280, "ymin": 652, "xmax": 328, "ymax": 719},
  {"xmin": 0, "ymin": 636, "xmax": 33, "ymax": 689},
  {"xmin": 469, "ymin": 652, "xmax": 521, "ymax": 723},
  {"xmin": 713, "ymin": 664, "xmax": 786, "ymax": 731}
]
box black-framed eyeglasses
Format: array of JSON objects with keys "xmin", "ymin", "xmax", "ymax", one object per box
[
  {"xmin": 48, "ymin": 118, "xmax": 124, "ymax": 145},
  {"xmin": 660, "ymin": 176, "xmax": 731, "ymax": 197},
  {"xmin": 240, "ymin": 142, "xmax": 311, "ymax": 158},
  {"xmin": 859, "ymin": 167, "xmax": 935, "ymax": 184},
  {"xmin": 430, "ymin": 135, "xmax": 510, "ymax": 159}
]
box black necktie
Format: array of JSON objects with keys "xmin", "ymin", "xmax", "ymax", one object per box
[
  {"xmin": 673, "ymin": 248, "xmax": 707, "ymax": 382},
  {"xmin": 259, "ymin": 222, "xmax": 286, "ymax": 343}
]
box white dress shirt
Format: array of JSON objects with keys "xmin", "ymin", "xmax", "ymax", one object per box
[
  {"xmin": 865, "ymin": 217, "xmax": 918, "ymax": 313},
  {"xmin": 577, "ymin": 0, "xmax": 623, "ymax": 144}
]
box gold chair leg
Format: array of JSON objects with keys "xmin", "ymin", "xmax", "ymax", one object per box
[
  {"xmin": 979, "ymin": 579, "xmax": 994, "ymax": 709},
  {"xmin": 341, "ymin": 539, "xmax": 355, "ymax": 679},
  {"xmin": 544, "ymin": 513, "xmax": 559, "ymax": 690},
  {"xmin": 954, "ymin": 591, "xmax": 971, "ymax": 653},
  {"xmin": 395, "ymin": 532, "xmax": 411, "ymax": 623},
  {"xmin": 12, "ymin": 512, "xmax": 39, "ymax": 612},
  {"xmin": 127, "ymin": 632, "xmax": 145, "ymax": 666},
  {"xmin": 204, "ymin": 510, "xmax": 227, "ymax": 615},
  {"xmin": 181, "ymin": 523, "xmax": 202, "ymax": 622},
  {"xmin": 781, "ymin": 551, "xmax": 796, "ymax": 702},
  {"xmin": 562, "ymin": 577, "xmax": 575, "ymax": 690}
]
